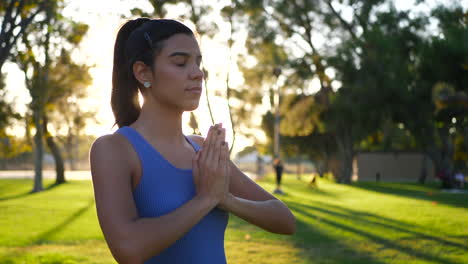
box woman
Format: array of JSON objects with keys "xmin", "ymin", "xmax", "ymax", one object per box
[{"xmin": 90, "ymin": 18, "xmax": 296, "ymax": 264}]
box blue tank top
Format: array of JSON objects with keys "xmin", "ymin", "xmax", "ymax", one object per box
[{"xmin": 116, "ymin": 126, "xmax": 229, "ymax": 264}]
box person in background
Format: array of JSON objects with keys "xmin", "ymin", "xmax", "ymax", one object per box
[
  {"xmin": 273, "ymin": 158, "xmax": 284, "ymax": 194},
  {"xmin": 454, "ymin": 171, "xmax": 465, "ymax": 189}
]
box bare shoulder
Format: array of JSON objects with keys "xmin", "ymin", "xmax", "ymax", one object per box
[
  {"xmin": 90, "ymin": 134, "xmax": 130, "ymax": 162},
  {"xmin": 187, "ymin": 134, "xmax": 205, "ymax": 146},
  {"xmin": 90, "ymin": 133, "xmax": 138, "ymax": 180}
]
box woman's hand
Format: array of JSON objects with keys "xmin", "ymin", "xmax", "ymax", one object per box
[{"xmin": 192, "ymin": 124, "xmax": 230, "ymax": 206}]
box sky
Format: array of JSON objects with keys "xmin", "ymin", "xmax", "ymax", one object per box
[{"xmin": 3, "ymin": 0, "xmax": 467, "ymax": 155}]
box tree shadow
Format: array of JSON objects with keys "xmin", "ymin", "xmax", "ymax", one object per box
[
  {"xmin": 303, "ymin": 201, "xmax": 466, "ymax": 250},
  {"xmin": 0, "ymin": 191, "xmax": 31, "ymax": 201},
  {"xmin": 287, "ymin": 200, "xmax": 466, "ymax": 264},
  {"xmin": 0, "ymin": 198, "xmax": 95, "ymax": 263},
  {"xmin": 350, "ymin": 182, "xmax": 468, "ymax": 209},
  {"xmin": 227, "ymin": 211, "xmax": 385, "ymax": 263},
  {"xmin": 0, "ymin": 181, "xmax": 63, "ymax": 201},
  {"xmin": 290, "ymin": 216, "xmax": 386, "ymax": 263},
  {"xmin": 30, "ymin": 198, "xmax": 95, "ymax": 245}
]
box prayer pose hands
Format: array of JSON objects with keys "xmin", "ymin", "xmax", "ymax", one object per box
[{"xmin": 192, "ymin": 123, "xmax": 230, "ymax": 207}]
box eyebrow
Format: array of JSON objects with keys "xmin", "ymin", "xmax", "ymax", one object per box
[{"xmin": 169, "ymin": 51, "xmax": 202, "ymax": 60}]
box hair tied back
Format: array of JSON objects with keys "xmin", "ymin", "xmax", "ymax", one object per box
[{"xmin": 143, "ymin": 32, "xmax": 153, "ymax": 49}]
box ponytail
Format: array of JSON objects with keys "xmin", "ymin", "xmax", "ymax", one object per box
[
  {"xmin": 111, "ymin": 18, "xmax": 194, "ymax": 128},
  {"xmin": 111, "ymin": 18, "xmax": 150, "ymax": 128}
]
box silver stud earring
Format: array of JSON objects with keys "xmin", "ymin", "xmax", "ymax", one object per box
[{"xmin": 143, "ymin": 81, "xmax": 151, "ymax": 88}]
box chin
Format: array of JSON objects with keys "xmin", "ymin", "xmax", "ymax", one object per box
[{"xmin": 183, "ymin": 102, "xmax": 200, "ymax": 112}]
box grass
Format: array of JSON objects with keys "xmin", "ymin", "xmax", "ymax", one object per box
[{"xmin": 0, "ymin": 174, "xmax": 467, "ymax": 264}]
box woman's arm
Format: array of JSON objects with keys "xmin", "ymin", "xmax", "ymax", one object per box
[
  {"xmin": 90, "ymin": 128, "xmax": 226, "ymax": 263},
  {"xmin": 188, "ymin": 135, "xmax": 296, "ymax": 235}
]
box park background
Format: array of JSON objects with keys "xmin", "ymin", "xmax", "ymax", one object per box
[{"xmin": 0, "ymin": 0, "xmax": 467, "ymax": 263}]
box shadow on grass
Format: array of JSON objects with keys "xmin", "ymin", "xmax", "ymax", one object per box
[
  {"xmin": 0, "ymin": 181, "xmax": 64, "ymax": 201},
  {"xmin": 292, "ymin": 217, "xmax": 385, "ymax": 263},
  {"xmin": 227, "ymin": 212, "xmax": 385, "ymax": 264},
  {"xmin": 350, "ymin": 182, "xmax": 468, "ymax": 209},
  {"xmin": 0, "ymin": 198, "xmax": 95, "ymax": 263},
  {"xmin": 287, "ymin": 200, "xmax": 465, "ymax": 264},
  {"xmin": 31, "ymin": 198, "xmax": 95, "ymax": 245},
  {"xmin": 301, "ymin": 201, "xmax": 466, "ymax": 250}
]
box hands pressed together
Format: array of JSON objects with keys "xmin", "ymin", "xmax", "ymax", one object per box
[{"xmin": 192, "ymin": 123, "xmax": 231, "ymax": 209}]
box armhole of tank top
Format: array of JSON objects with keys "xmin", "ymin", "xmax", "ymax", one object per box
[
  {"xmin": 115, "ymin": 131, "xmax": 143, "ymax": 192},
  {"xmin": 185, "ymin": 135, "xmax": 201, "ymax": 152}
]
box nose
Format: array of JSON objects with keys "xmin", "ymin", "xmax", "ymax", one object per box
[{"xmin": 189, "ymin": 65, "xmax": 204, "ymax": 81}]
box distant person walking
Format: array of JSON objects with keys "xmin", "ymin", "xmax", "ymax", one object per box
[
  {"xmin": 455, "ymin": 171, "xmax": 465, "ymax": 189},
  {"xmin": 273, "ymin": 158, "xmax": 284, "ymax": 194}
]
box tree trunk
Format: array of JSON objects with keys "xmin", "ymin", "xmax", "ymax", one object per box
[
  {"xmin": 336, "ymin": 129, "xmax": 354, "ymax": 184},
  {"xmin": 32, "ymin": 109, "xmax": 44, "ymax": 192},
  {"xmin": 340, "ymin": 150, "xmax": 354, "ymax": 184},
  {"xmin": 66, "ymin": 134, "xmax": 76, "ymax": 170},
  {"xmin": 43, "ymin": 115, "xmax": 65, "ymax": 184},
  {"xmin": 418, "ymin": 153, "xmax": 428, "ymax": 184}
]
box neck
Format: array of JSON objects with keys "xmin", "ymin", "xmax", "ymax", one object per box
[{"xmin": 131, "ymin": 99, "xmax": 185, "ymax": 146}]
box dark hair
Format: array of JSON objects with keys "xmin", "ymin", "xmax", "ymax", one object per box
[{"xmin": 111, "ymin": 18, "xmax": 194, "ymax": 128}]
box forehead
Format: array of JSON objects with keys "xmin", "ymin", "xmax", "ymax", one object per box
[{"xmin": 160, "ymin": 34, "xmax": 201, "ymax": 55}]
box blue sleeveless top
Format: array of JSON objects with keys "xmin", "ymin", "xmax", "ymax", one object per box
[{"xmin": 116, "ymin": 126, "xmax": 229, "ymax": 264}]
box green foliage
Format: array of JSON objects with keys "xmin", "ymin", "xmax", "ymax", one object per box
[
  {"xmin": 235, "ymin": 145, "xmax": 257, "ymax": 158},
  {"xmin": 237, "ymin": 0, "xmax": 467, "ymax": 182}
]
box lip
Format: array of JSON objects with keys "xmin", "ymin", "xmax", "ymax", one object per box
[{"xmin": 185, "ymin": 87, "xmax": 202, "ymax": 93}]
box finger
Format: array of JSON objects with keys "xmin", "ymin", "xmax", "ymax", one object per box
[
  {"xmin": 219, "ymin": 140, "xmax": 226, "ymax": 166},
  {"xmin": 202, "ymin": 125, "xmax": 214, "ymax": 150},
  {"xmin": 206, "ymin": 125, "xmax": 221, "ymax": 164},
  {"xmin": 220, "ymin": 125, "xmax": 226, "ymax": 142},
  {"xmin": 201, "ymin": 125, "xmax": 215, "ymax": 162},
  {"xmin": 224, "ymin": 141, "xmax": 229, "ymax": 161},
  {"xmin": 222, "ymin": 142, "xmax": 230, "ymax": 189},
  {"xmin": 218, "ymin": 128, "xmax": 226, "ymax": 160},
  {"xmin": 212, "ymin": 128, "xmax": 224, "ymax": 164}
]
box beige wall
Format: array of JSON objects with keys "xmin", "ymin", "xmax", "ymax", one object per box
[{"xmin": 353, "ymin": 152, "xmax": 435, "ymax": 182}]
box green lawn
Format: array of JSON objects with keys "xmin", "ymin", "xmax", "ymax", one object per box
[{"xmin": 0, "ymin": 174, "xmax": 467, "ymax": 264}]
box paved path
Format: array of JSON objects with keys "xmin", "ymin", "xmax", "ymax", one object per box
[{"xmin": 0, "ymin": 170, "xmax": 92, "ymax": 180}]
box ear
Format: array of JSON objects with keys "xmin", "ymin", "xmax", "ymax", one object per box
[{"xmin": 133, "ymin": 61, "xmax": 153, "ymax": 87}]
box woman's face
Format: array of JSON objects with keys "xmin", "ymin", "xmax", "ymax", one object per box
[{"xmin": 148, "ymin": 33, "xmax": 203, "ymax": 112}]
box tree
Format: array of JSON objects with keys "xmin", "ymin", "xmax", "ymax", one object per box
[
  {"xmin": 14, "ymin": 2, "xmax": 56, "ymax": 192},
  {"xmin": 188, "ymin": 112, "xmax": 201, "ymax": 135},
  {"xmin": 15, "ymin": 0, "xmax": 90, "ymax": 191},
  {"xmin": 233, "ymin": 0, "xmax": 385, "ymax": 182},
  {"xmin": 401, "ymin": 5, "xmax": 468, "ymax": 186},
  {"xmin": 0, "ymin": 1, "xmax": 49, "ymax": 147},
  {"xmin": 0, "ymin": 0, "xmax": 48, "ymax": 72},
  {"xmin": 44, "ymin": 48, "xmax": 92, "ymax": 180}
]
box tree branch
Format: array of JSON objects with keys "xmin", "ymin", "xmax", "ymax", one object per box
[
  {"xmin": 0, "ymin": 0, "xmax": 17, "ymax": 40},
  {"xmin": 325, "ymin": 0, "xmax": 359, "ymax": 41}
]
